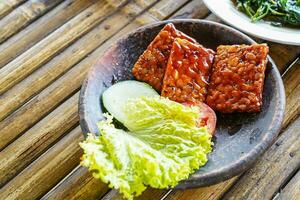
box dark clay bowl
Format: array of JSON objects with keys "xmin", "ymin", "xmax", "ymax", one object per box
[{"xmin": 79, "ymin": 19, "xmax": 285, "ymax": 188}]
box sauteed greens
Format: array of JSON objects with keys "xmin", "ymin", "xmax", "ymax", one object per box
[{"xmin": 236, "ymin": 0, "xmax": 300, "ymax": 26}]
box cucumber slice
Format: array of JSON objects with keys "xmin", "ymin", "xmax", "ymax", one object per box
[{"xmin": 102, "ymin": 80, "xmax": 158, "ymax": 124}]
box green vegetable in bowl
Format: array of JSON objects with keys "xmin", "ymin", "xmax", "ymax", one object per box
[
  {"xmin": 80, "ymin": 97, "xmax": 212, "ymax": 200},
  {"xmin": 236, "ymin": 0, "xmax": 300, "ymax": 26}
]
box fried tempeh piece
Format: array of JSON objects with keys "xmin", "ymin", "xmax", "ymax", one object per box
[
  {"xmin": 132, "ymin": 23, "xmax": 197, "ymax": 91},
  {"xmin": 161, "ymin": 38, "xmax": 215, "ymax": 103},
  {"xmin": 206, "ymin": 44, "xmax": 269, "ymax": 113}
]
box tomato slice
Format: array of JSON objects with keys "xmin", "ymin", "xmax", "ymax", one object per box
[{"xmin": 183, "ymin": 102, "xmax": 217, "ymax": 135}]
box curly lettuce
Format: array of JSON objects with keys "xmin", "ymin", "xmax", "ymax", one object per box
[{"xmin": 80, "ymin": 97, "xmax": 212, "ymax": 200}]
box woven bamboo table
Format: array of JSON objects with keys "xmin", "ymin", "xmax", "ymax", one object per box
[{"xmin": 0, "ymin": 0, "xmax": 299, "ymax": 200}]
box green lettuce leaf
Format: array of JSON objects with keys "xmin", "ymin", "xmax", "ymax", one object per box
[{"xmin": 80, "ymin": 97, "xmax": 212, "ymax": 200}]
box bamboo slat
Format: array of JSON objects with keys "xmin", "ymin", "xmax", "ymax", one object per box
[
  {"xmin": 0, "ymin": 93, "xmax": 79, "ymax": 187},
  {"xmin": 147, "ymin": 0, "xmax": 189, "ymax": 19},
  {"xmin": 268, "ymin": 44, "xmax": 300, "ymax": 72},
  {"xmin": 275, "ymin": 170, "xmax": 300, "ymax": 200},
  {"xmin": 42, "ymin": 166, "xmax": 109, "ymax": 200},
  {"xmin": 282, "ymin": 59, "xmax": 300, "ymax": 127},
  {"xmin": 0, "ymin": 0, "xmax": 95, "ymax": 68},
  {"xmin": 171, "ymin": 0, "xmax": 209, "ymax": 19},
  {"xmin": 0, "ymin": 0, "xmax": 63, "ymax": 43},
  {"xmin": 165, "ymin": 179, "xmax": 237, "ymax": 200},
  {"xmin": 0, "ymin": 127, "xmax": 83, "ymax": 200},
  {"xmin": 0, "ymin": 54, "xmax": 89, "ymax": 150},
  {"xmin": 0, "ymin": 0, "xmax": 27, "ymax": 19},
  {"xmin": 0, "ymin": 0, "xmax": 116, "ymax": 95},
  {"xmin": 102, "ymin": 189, "xmax": 169, "ymax": 200}
]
